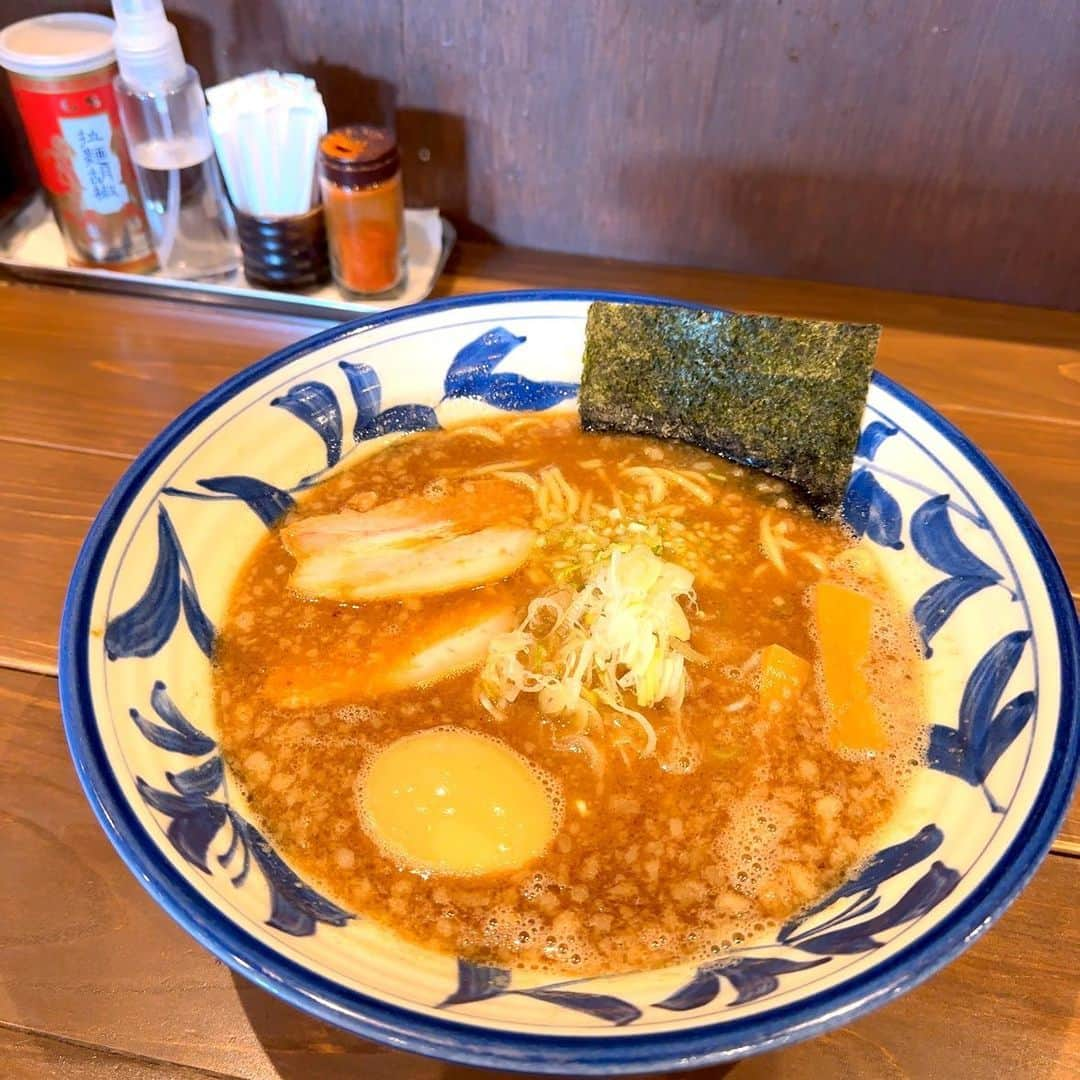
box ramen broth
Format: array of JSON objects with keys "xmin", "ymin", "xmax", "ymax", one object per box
[{"xmin": 213, "ymin": 412, "xmax": 926, "ymax": 974}]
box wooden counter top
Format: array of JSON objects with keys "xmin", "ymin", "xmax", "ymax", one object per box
[{"xmin": 1, "ymin": 245, "xmax": 1077, "ymax": 1077}]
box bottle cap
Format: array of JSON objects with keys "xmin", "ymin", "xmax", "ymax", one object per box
[
  {"xmin": 319, "ymin": 125, "xmax": 399, "ymax": 189},
  {"xmin": 0, "ymin": 14, "xmax": 115, "ymax": 79},
  {"xmin": 110, "ymin": 0, "xmax": 185, "ymax": 92}
]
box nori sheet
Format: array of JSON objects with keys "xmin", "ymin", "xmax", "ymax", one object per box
[{"xmin": 579, "ymin": 302, "xmax": 880, "ymax": 513}]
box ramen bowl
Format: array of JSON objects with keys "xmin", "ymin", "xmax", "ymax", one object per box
[{"xmin": 60, "ymin": 292, "xmax": 1079, "ymax": 1073}]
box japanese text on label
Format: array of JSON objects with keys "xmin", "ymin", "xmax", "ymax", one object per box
[{"xmin": 58, "ymin": 114, "xmax": 130, "ymax": 214}]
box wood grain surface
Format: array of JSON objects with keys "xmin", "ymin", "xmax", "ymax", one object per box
[
  {"xmin": 2, "ymin": 2, "xmax": 1079, "ymax": 308},
  {"xmin": 2, "ymin": 668, "xmax": 1077, "ymax": 1080},
  {"xmin": 1, "ymin": 1026, "xmax": 225, "ymax": 1080},
  {"xmin": 0, "ymin": 252, "xmax": 1077, "ymax": 1077},
  {"xmin": 0, "ymin": 441, "xmax": 125, "ymax": 673}
]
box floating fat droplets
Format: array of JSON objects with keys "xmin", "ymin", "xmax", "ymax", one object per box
[{"xmin": 356, "ymin": 727, "xmax": 563, "ymax": 876}]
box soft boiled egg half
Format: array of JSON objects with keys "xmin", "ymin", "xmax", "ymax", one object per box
[{"xmin": 356, "ymin": 727, "xmax": 562, "ymax": 875}]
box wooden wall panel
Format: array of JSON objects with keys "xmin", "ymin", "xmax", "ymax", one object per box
[
  {"xmin": 398, "ymin": 0, "xmax": 1079, "ymax": 308},
  {"xmin": 0, "ymin": 0, "xmax": 404, "ymax": 203},
  {"xmin": 2, "ymin": 0, "xmax": 1077, "ymax": 308}
]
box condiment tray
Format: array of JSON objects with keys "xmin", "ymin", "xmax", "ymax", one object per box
[{"xmin": 0, "ymin": 192, "xmax": 455, "ymax": 320}]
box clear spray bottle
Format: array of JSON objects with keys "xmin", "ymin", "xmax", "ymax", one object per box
[{"xmin": 110, "ymin": 0, "xmax": 238, "ymax": 278}]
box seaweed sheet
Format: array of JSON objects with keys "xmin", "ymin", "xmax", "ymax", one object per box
[{"xmin": 579, "ymin": 302, "xmax": 880, "ymax": 513}]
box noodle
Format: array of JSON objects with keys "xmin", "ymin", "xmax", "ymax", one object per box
[
  {"xmin": 458, "ymin": 458, "xmax": 537, "ymax": 476},
  {"xmin": 443, "ymin": 424, "xmax": 505, "ymax": 443},
  {"xmin": 759, "ymin": 511, "xmax": 788, "ymax": 575}
]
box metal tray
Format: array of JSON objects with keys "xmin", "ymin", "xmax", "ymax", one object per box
[{"xmin": 0, "ymin": 193, "xmax": 455, "ymax": 321}]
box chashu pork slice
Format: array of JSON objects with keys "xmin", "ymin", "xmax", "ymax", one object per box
[
  {"xmin": 264, "ymin": 593, "xmax": 517, "ymax": 708},
  {"xmin": 287, "ymin": 525, "xmax": 535, "ymax": 602}
]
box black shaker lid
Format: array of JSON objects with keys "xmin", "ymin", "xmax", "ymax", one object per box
[{"xmin": 319, "ymin": 125, "xmax": 400, "ymax": 188}]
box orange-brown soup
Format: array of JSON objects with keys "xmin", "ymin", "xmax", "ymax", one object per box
[{"xmin": 213, "ymin": 412, "xmax": 926, "ymax": 975}]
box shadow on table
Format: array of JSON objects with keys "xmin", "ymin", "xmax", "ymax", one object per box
[{"xmin": 229, "ymin": 969, "xmax": 738, "ymax": 1079}]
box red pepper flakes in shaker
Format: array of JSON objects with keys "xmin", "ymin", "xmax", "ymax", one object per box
[{"xmin": 318, "ymin": 125, "xmax": 405, "ymax": 296}]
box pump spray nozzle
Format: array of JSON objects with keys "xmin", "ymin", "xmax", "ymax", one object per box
[{"xmin": 111, "ymin": 0, "xmax": 186, "ymax": 92}]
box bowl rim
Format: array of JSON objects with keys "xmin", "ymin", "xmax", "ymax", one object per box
[{"xmin": 58, "ymin": 289, "xmax": 1080, "ymax": 1074}]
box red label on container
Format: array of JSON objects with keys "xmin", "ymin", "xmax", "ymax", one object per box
[
  {"xmin": 13, "ymin": 76, "xmax": 136, "ymax": 207},
  {"xmin": 9, "ymin": 67, "xmax": 155, "ymax": 270}
]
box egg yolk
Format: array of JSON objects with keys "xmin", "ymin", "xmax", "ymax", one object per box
[{"xmin": 356, "ymin": 727, "xmax": 560, "ymax": 875}]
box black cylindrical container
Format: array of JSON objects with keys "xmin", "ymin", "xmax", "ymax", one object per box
[{"xmin": 235, "ymin": 205, "xmax": 329, "ymax": 290}]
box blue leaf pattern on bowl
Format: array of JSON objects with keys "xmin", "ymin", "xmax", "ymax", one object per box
[
  {"xmin": 516, "ymin": 988, "xmax": 641, "ymax": 1026},
  {"xmin": 136, "ymin": 777, "xmax": 227, "ymax": 873},
  {"xmin": 162, "ymin": 364, "xmax": 439, "ymax": 524},
  {"xmin": 927, "ymin": 630, "xmax": 1036, "ymax": 812},
  {"xmin": 440, "ymin": 960, "xmax": 641, "ymax": 1025},
  {"xmin": 197, "ymin": 476, "xmax": 296, "ymax": 527},
  {"xmin": 271, "ymin": 381, "xmax": 343, "ymax": 470},
  {"xmin": 340, "ymin": 358, "xmax": 443, "ymax": 441},
  {"xmin": 339, "ymin": 359, "xmax": 382, "ymax": 432},
  {"xmin": 855, "ymin": 420, "xmax": 898, "ymax": 460},
  {"xmin": 779, "ymin": 824, "xmax": 944, "ymax": 938},
  {"xmin": 476, "ymin": 372, "xmax": 579, "ymax": 411},
  {"xmin": 648, "ymin": 824, "xmax": 957, "ymax": 1015},
  {"xmin": 181, "ymin": 579, "xmax": 215, "ymax": 658},
  {"xmin": 438, "ymin": 825, "xmax": 957, "ymax": 1022},
  {"xmin": 846, "ymin": 429, "xmax": 1034, "ymax": 804},
  {"xmin": 914, "ymin": 575, "xmax": 1001, "ymax": 654},
  {"xmin": 105, "ymin": 505, "xmax": 214, "ymax": 660},
  {"xmin": 223, "ymin": 810, "xmax": 353, "ymax": 936},
  {"xmin": 161, "ymin": 328, "xmax": 574, "ymax": 531},
  {"xmin": 655, "ymin": 956, "xmax": 830, "ymax": 1011},
  {"xmin": 441, "ymin": 959, "xmax": 513, "ymax": 1006},
  {"xmin": 161, "ymin": 477, "xmax": 296, "ymax": 528},
  {"xmin": 843, "ymin": 469, "xmax": 904, "ymax": 549},
  {"xmin": 130, "ymin": 681, "xmax": 216, "ymax": 755},
  {"xmin": 444, "ymin": 327, "xmax": 528, "ymax": 397},
  {"xmin": 844, "ymin": 421, "xmax": 903, "ymax": 548},
  {"xmin": 130, "ymin": 682, "xmax": 351, "ymax": 936},
  {"xmin": 911, "ymin": 494, "xmax": 1002, "ymax": 578},
  {"xmin": 358, "ymin": 402, "xmax": 441, "ymax": 440},
  {"xmin": 167, "ymin": 755, "xmax": 224, "ymax": 796},
  {"xmin": 788, "ymin": 862, "xmax": 960, "ymax": 955},
  {"xmin": 910, "ymin": 494, "xmax": 1006, "ymax": 656},
  {"xmin": 443, "ymin": 327, "xmax": 578, "ymax": 410}
]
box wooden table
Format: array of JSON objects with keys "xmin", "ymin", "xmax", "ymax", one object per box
[{"xmin": 2, "ymin": 245, "xmax": 1078, "ymax": 1078}]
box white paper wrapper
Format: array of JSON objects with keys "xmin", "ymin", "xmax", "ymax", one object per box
[{"xmin": 207, "ymin": 70, "xmax": 329, "ymax": 217}]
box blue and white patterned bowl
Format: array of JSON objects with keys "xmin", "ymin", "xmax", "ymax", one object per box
[{"xmin": 60, "ymin": 292, "xmax": 1079, "ymax": 1074}]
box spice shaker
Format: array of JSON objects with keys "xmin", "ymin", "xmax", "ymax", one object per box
[
  {"xmin": 319, "ymin": 125, "xmax": 406, "ymax": 296},
  {"xmin": 0, "ymin": 12, "xmax": 156, "ymax": 272}
]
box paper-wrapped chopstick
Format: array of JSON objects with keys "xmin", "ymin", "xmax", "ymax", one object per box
[{"xmin": 206, "ymin": 70, "xmax": 328, "ymax": 217}]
